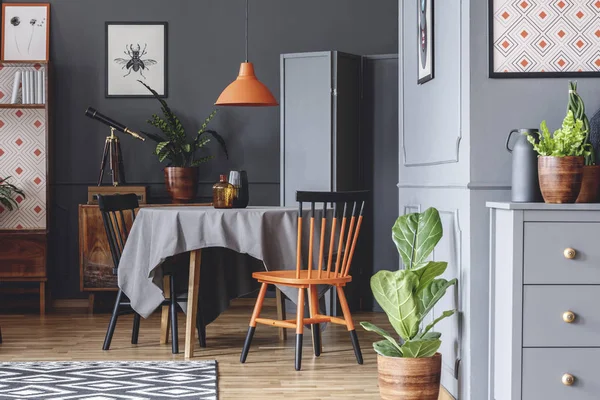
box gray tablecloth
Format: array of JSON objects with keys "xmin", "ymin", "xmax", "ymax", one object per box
[{"xmin": 119, "ymin": 206, "xmax": 308, "ymax": 319}]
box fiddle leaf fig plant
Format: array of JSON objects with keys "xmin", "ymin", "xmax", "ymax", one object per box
[
  {"xmin": 527, "ymin": 110, "xmax": 591, "ymax": 158},
  {"xmin": 360, "ymin": 208, "xmax": 457, "ymax": 358},
  {"xmin": 0, "ymin": 176, "xmax": 25, "ymax": 211}
]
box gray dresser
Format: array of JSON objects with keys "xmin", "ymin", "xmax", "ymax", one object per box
[{"xmin": 488, "ymin": 202, "xmax": 600, "ymax": 400}]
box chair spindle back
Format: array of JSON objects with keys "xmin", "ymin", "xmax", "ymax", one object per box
[
  {"xmin": 295, "ymin": 191, "xmax": 369, "ymax": 279},
  {"xmin": 98, "ymin": 194, "xmax": 140, "ymax": 275}
]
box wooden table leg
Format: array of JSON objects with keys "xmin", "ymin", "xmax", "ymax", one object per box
[
  {"xmin": 160, "ymin": 275, "xmax": 171, "ymax": 345},
  {"xmin": 185, "ymin": 249, "xmax": 201, "ymax": 360},
  {"xmin": 88, "ymin": 293, "xmax": 95, "ymax": 314},
  {"xmin": 275, "ymin": 287, "xmax": 287, "ymax": 340},
  {"xmin": 39, "ymin": 282, "xmax": 46, "ymax": 316}
]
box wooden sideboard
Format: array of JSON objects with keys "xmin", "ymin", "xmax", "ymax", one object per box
[
  {"xmin": 488, "ymin": 202, "xmax": 600, "ymax": 400},
  {"xmin": 0, "ymin": 230, "xmax": 47, "ymax": 314},
  {"xmin": 79, "ymin": 203, "xmax": 211, "ymax": 311}
]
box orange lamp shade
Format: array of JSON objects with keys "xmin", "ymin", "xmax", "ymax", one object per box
[{"xmin": 215, "ymin": 62, "xmax": 278, "ymax": 107}]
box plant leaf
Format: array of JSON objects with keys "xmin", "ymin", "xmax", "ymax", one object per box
[
  {"xmin": 360, "ymin": 322, "xmax": 404, "ymax": 353},
  {"xmin": 417, "ymin": 279, "xmax": 458, "ymax": 319},
  {"xmin": 401, "ymin": 338, "xmax": 441, "ymax": 358},
  {"xmin": 419, "ymin": 331, "xmax": 441, "ymax": 340},
  {"xmin": 412, "ymin": 261, "xmax": 448, "ymax": 293},
  {"xmin": 420, "ymin": 310, "xmax": 455, "ymax": 338},
  {"xmin": 198, "ymin": 129, "xmax": 228, "ymax": 159},
  {"xmin": 370, "ymin": 270, "xmax": 420, "ymax": 341},
  {"xmin": 373, "ymin": 340, "xmax": 403, "ymax": 357},
  {"xmin": 392, "ymin": 208, "xmax": 443, "ymax": 270}
]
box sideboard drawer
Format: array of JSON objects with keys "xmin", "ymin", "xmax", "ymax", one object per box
[
  {"xmin": 523, "ymin": 285, "xmax": 600, "ymax": 347},
  {"xmin": 523, "ymin": 348, "xmax": 600, "ymax": 400},
  {"xmin": 524, "ymin": 222, "xmax": 600, "ymax": 284},
  {"xmin": 0, "ymin": 231, "xmax": 46, "ymax": 278}
]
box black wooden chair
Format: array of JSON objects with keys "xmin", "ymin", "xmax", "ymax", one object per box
[{"xmin": 99, "ymin": 194, "xmax": 205, "ymax": 354}]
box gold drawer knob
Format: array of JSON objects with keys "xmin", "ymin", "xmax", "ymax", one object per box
[
  {"xmin": 564, "ymin": 248, "xmax": 576, "ymax": 259},
  {"xmin": 562, "ymin": 373, "xmax": 575, "ymax": 386},
  {"xmin": 563, "ymin": 311, "xmax": 576, "ymax": 323}
]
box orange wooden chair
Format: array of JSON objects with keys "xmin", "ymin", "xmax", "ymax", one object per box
[{"xmin": 240, "ymin": 190, "xmax": 368, "ymax": 370}]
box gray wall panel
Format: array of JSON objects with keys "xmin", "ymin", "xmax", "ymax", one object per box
[{"xmin": 362, "ymin": 55, "xmax": 399, "ymax": 311}]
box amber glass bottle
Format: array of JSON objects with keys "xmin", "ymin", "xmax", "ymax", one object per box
[{"xmin": 213, "ymin": 175, "xmax": 235, "ymax": 209}]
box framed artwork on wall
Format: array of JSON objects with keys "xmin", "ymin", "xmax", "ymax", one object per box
[
  {"xmin": 417, "ymin": 0, "xmax": 434, "ymax": 84},
  {"xmin": 106, "ymin": 22, "xmax": 168, "ymax": 98},
  {"xmin": 1, "ymin": 3, "xmax": 50, "ymax": 61},
  {"xmin": 489, "ymin": 0, "xmax": 600, "ymax": 78}
]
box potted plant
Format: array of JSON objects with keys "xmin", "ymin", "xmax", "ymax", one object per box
[
  {"xmin": 527, "ymin": 110, "xmax": 591, "ymax": 204},
  {"xmin": 361, "ymin": 208, "xmax": 457, "ymax": 400},
  {"xmin": 139, "ymin": 81, "xmax": 228, "ymax": 203},
  {"xmin": 568, "ymin": 82, "xmax": 600, "ymax": 203},
  {"xmin": 0, "ymin": 176, "xmax": 25, "ymax": 211}
]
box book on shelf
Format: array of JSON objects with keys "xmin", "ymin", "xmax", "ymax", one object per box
[
  {"xmin": 9, "ymin": 68, "xmax": 46, "ymax": 106},
  {"xmin": 10, "ymin": 71, "xmax": 21, "ymax": 104}
]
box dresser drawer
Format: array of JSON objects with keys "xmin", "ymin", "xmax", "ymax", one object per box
[
  {"xmin": 523, "ymin": 286, "xmax": 600, "ymax": 347},
  {"xmin": 524, "ymin": 222, "xmax": 600, "ymax": 284},
  {"xmin": 523, "ymin": 348, "xmax": 600, "ymax": 400}
]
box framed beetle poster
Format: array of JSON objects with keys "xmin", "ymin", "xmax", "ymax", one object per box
[{"xmin": 106, "ymin": 22, "xmax": 168, "ymax": 98}]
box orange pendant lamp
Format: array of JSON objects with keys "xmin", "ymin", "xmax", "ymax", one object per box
[{"xmin": 215, "ymin": 0, "xmax": 278, "ymax": 107}]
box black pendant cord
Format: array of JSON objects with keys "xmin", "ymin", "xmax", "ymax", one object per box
[{"xmin": 245, "ymin": 0, "xmax": 249, "ymax": 62}]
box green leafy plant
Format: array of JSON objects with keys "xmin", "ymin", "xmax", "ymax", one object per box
[
  {"xmin": 138, "ymin": 80, "xmax": 228, "ymax": 167},
  {"xmin": 360, "ymin": 208, "xmax": 457, "ymax": 358},
  {"xmin": 527, "ymin": 110, "xmax": 591, "ymax": 158},
  {"xmin": 567, "ymin": 81, "xmax": 594, "ymax": 164},
  {"xmin": 0, "ymin": 176, "xmax": 25, "ymax": 211}
]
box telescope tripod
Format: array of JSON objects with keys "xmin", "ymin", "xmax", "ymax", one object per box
[{"xmin": 97, "ymin": 127, "xmax": 126, "ymax": 186}]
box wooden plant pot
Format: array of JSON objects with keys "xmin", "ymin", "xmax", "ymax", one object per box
[
  {"xmin": 576, "ymin": 165, "xmax": 600, "ymax": 203},
  {"xmin": 377, "ymin": 353, "xmax": 441, "ymax": 400},
  {"xmin": 538, "ymin": 156, "xmax": 584, "ymax": 204},
  {"xmin": 164, "ymin": 167, "xmax": 199, "ymax": 204}
]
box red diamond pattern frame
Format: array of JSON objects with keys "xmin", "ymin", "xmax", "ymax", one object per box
[
  {"xmin": 0, "ymin": 109, "xmax": 46, "ymax": 229},
  {"xmin": 492, "ymin": 0, "xmax": 600, "ymax": 75}
]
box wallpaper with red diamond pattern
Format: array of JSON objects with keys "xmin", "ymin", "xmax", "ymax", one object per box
[
  {"xmin": 0, "ymin": 108, "xmax": 47, "ymax": 229},
  {"xmin": 492, "ymin": 0, "xmax": 600, "ymax": 73}
]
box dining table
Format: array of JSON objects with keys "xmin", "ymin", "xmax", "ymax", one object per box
[{"xmin": 118, "ymin": 205, "xmax": 331, "ymax": 359}]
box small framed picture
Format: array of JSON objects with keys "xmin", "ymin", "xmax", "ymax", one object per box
[
  {"xmin": 106, "ymin": 22, "xmax": 168, "ymax": 98},
  {"xmin": 1, "ymin": 3, "xmax": 50, "ymax": 61},
  {"xmin": 417, "ymin": 0, "xmax": 434, "ymax": 84}
]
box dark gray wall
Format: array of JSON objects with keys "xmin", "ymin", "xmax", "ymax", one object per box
[{"xmin": 4, "ymin": 0, "xmax": 398, "ymax": 298}]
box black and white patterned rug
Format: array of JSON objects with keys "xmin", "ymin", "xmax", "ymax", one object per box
[{"xmin": 0, "ymin": 360, "xmax": 217, "ymax": 399}]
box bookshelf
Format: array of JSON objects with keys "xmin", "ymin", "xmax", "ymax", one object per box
[{"xmin": 0, "ymin": 61, "xmax": 51, "ymax": 315}]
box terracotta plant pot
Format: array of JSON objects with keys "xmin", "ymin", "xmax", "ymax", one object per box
[
  {"xmin": 538, "ymin": 156, "xmax": 584, "ymax": 204},
  {"xmin": 576, "ymin": 165, "xmax": 600, "ymax": 203},
  {"xmin": 377, "ymin": 353, "xmax": 441, "ymax": 400},
  {"xmin": 164, "ymin": 167, "xmax": 199, "ymax": 204}
]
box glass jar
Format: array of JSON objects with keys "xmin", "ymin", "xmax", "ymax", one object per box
[{"xmin": 213, "ymin": 175, "xmax": 234, "ymax": 209}]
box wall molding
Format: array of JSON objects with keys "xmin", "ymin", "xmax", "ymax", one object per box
[
  {"xmin": 399, "ymin": 0, "xmax": 464, "ymax": 167},
  {"xmin": 397, "ymin": 182, "xmax": 511, "ymax": 191},
  {"xmin": 437, "ymin": 209, "xmax": 463, "ymax": 382}
]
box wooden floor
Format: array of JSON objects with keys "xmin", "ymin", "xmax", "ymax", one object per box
[{"xmin": 0, "ymin": 298, "xmax": 452, "ymax": 399}]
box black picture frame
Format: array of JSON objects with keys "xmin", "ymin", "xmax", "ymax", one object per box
[
  {"xmin": 417, "ymin": 0, "xmax": 434, "ymax": 85},
  {"xmin": 488, "ymin": 0, "xmax": 600, "ymax": 79},
  {"xmin": 105, "ymin": 21, "xmax": 168, "ymax": 98}
]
